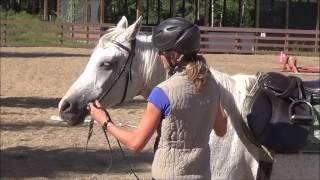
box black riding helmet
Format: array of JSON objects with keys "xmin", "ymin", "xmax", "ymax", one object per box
[{"xmin": 152, "ymin": 17, "xmax": 200, "ymax": 56}]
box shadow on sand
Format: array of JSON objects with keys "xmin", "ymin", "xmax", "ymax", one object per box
[
  {"xmin": 0, "ymin": 52, "xmax": 89, "ymax": 58},
  {"xmin": 1, "ymin": 146, "xmax": 153, "ymax": 178},
  {"xmin": 0, "ymin": 121, "xmax": 72, "ymax": 132},
  {"xmin": 0, "ymin": 96, "xmax": 61, "ymax": 109},
  {"xmin": 0, "ymin": 96, "xmax": 147, "ymax": 109}
]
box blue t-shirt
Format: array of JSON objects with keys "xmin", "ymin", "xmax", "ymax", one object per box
[{"xmin": 147, "ymin": 87, "xmax": 171, "ymax": 119}]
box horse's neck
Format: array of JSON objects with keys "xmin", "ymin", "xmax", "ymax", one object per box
[
  {"xmin": 133, "ymin": 35, "xmax": 167, "ymax": 98},
  {"xmin": 210, "ymin": 68, "xmax": 239, "ymax": 108},
  {"xmin": 211, "ymin": 68, "xmax": 259, "ymax": 144},
  {"xmin": 211, "ymin": 68, "xmax": 256, "ymax": 111},
  {"xmin": 211, "ymin": 68, "xmax": 263, "ymax": 159}
]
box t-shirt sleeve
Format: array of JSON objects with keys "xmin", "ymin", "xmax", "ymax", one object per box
[{"xmin": 147, "ymin": 87, "xmax": 171, "ymax": 119}]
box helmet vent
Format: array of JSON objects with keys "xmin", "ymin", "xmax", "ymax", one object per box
[{"xmin": 167, "ymin": 26, "xmax": 178, "ymax": 31}]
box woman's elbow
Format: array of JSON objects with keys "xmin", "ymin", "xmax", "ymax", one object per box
[
  {"xmin": 213, "ymin": 119, "xmax": 227, "ymax": 137},
  {"xmin": 214, "ymin": 128, "xmax": 227, "ymax": 137},
  {"xmin": 129, "ymin": 145, "xmax": 142, "ymax": 153},
  {"xmin": 127, "ymin": 141, "xmax": 145, "ymax": 153}
]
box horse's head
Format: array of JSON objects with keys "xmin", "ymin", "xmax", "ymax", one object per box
[{"xmin": 59, "ymin": 16, "xmax": 143, "ymax": 125}]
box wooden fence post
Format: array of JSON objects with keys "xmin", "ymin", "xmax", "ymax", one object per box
[
  {"xmin": 71, "ymin": 25, "xmax": 74, "ymax": 39},
  {"xmin": 316, "ymin": 31, "xmax": 319, "ymax": 54},
  {"xmin": 2, "ymin": 23, "xmax": 7, "ymax": 46},
  {"xmin": 60, "ymin": 23, "xmax": 64, "ymax": 45},
  {"xmin": 235, "ymin": 32, "xmax": 241, "ymax": 51},
  {"xmin": 252, "ymin": 32, "xmax": 256, "ymax": 54},
  {"xmin": 86, "ymin": 25, "xmax": 89, "ymax": 44},
  {"xmin": 285, "ymin": 31, "xmax": 289, "ymax": 52}
]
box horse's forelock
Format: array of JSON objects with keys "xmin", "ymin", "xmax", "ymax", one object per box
[{"xmin": 97, "ymin": 29, "xmax": 124, "ymax": 49}]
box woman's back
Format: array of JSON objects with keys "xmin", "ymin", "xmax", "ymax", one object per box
[{"xmin": 152, "ymin": 70, "xmax": 220, "ymax": 179}]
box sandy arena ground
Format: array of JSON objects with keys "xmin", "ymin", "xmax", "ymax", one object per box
[{"xmin": 1, "ymin": 47, "xmax": 319, "ymax": 179}]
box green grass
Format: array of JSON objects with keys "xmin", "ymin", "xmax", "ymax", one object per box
[{"xmin": 0, "ymin": 9, "xmax": 41, "ymax": 20}]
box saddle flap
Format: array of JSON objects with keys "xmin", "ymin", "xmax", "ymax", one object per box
[
  {"xmin": 263, "ymin": 72, "xmax": 290, "ymax": 94},
  {"xmin": 264, "ymin": 72, "xmax": 303, "ymax": 99},
  {"xmin": 247, "ymin": 89, "xmax": 272, "ymax": 139}
]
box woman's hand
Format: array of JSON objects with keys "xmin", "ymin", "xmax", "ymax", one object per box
[{"xmin": 88, "ymin": 100, "xmax": 109, "ymax": 126}]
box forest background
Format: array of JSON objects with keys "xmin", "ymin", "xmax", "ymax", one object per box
[{"xmin": 0, "ymin": 0, "xmax": 256, "ymax": 27}]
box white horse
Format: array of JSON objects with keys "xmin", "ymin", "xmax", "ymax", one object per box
[{"xmin": 59, "ymin": 16, "xmax": 267, "ymax": 179}]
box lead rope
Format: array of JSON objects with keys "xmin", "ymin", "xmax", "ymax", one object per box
[
  {"xmin": 101, "ymin": 124, "xmax": 140, "ymax": 180},
  {"xmin": 85, "ymin": 118, "xmax": 113, "ymax": 172},
  {"xmin": 86, "ymin": 114, "xmax": 139, "ymax": 180},
  {"xmin": 100, "ymin": 108, "xmax": 139, "ymax": 180}
]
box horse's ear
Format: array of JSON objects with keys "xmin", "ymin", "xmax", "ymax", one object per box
[
  {"xmin": 115, "ymin": 16, "xmax": 128, "ymax": 30},
  {"xmin": 116, "ymin": 16, "xmax": 142, "ymax": 43}
]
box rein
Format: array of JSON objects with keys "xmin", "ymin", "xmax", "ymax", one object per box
[{"xmin": 85, "ymin": 38, "xmax": 140, "ymax": 180}]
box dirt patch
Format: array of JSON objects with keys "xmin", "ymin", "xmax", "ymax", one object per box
[{"xmin": 1, "ymin": 47, "xmax": 319, "ymax": 179}]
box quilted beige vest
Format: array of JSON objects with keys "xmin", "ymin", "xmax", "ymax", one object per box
[{"xmin": 152, "ymin": 70, "xmax": 220, "ymax": 180}]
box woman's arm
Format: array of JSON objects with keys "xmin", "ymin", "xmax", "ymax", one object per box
[
  {"xmin": 89, "ymin": 100, "xmax": 161, "ymax": 153},
  {"xmin": 213, "ymin": 105, "xmax": 227, "ymax": 137}
]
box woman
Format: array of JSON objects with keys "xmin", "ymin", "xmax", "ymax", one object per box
[{"xmin": 89, "ymin": 17, "xmax": 227, "ymax": 179}]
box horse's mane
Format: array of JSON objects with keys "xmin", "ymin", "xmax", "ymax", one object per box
[{"xmin": 135, "ymin": 34, "xmax": 164, "ymax": 86}]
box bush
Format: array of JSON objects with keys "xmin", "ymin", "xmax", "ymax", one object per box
[{"xmin": 0, "ymin": 9, "xmax": 41, "ymax": 20}]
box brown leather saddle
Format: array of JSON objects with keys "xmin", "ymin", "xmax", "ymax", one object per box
[{"xmin": 242, "ymin": 72, "xmax": 319, "ymax": 152}]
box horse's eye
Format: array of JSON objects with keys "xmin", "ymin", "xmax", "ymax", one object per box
[{"xmin": 100, "ymin": 62, "xmax": 112, "ymax": 70}]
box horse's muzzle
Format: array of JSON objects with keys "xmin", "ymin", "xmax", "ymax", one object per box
[{"xmin": 59, "ymin": 98, "xmax": 88, "ymax": 126}]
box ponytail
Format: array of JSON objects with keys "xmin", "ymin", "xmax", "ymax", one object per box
[{"xmin": 184, "ymin": 55, "xmax": 209, "ymax": 92}]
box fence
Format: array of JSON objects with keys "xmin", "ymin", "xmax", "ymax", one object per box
[
  {"xmin": 200, "ymin": 27, "xmax": 319, "ymax": 55},
  {"xmin": 0, "ymin": 20, "xmax": 115, "ymax": 48},
  {"xmin": 1, "ymin": 20, "xmax": 319, "ymax": 56}
]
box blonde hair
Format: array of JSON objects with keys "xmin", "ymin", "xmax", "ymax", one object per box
[{"xmin": 183, "ymin": 55, "xmax": 209, "ymax": 92}]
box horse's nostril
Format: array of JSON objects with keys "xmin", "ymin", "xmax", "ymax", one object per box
[{"xmin": 61, "ymin": 100, "xmax": 73, "ymax": 113}]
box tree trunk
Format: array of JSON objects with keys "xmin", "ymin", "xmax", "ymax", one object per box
[
  {"xmin": 221, "ymin": 0, "xmax": 227, "ymax": 26},
  {"xmin": 238, "ymin": 0, "xmax": 245, "ymax": 27},
  {"xmin": 211, "ymin": 0, "xmax": 215, "ymax": 26},
  {"xmin": 204, "ymin": 0, "xmax": 209, "ymax": 26},
  {"xmin": 125, "ymin": 0, "xmax": 128, "ymax": 15},
  {"xmin": 86, "ymin": 0, "xmax": 91, "ymax": 23},
  {"xmin": 182, "ymin": 0, "xmax": 185, "ymax": 17},
  {"xmin": 255, "ymin": 0, "xmax": 260, "ymax": 27},
  {"xmin": 146, "ymin": 0, "xmax": 149, "ymax": 24},
  {"xmin": 241, "ymin": 0, "xmax": 245, "ymax": 27},
  {"xmin": 100, "ymin": 0, "xmax": 104, "ymax": 23},
  {"xmin": 29, "ymin": 0, "xmax": 38, "ymax": 15},
  {"xmin": 43, "ymin": 0, "xmax": 49, "ymax": 21},
  {"xmin": 136, "ymin": 0, "xmax": 140, "ymax": 19},
  {"xmin": 56, "ymin": 0, "xmax": 60, "ymax": 16},
  {"xmin": 317, "ymin": 0, "xmax": 320, "ymax": 30},
  {"xmin": 285, "ymin": 0, "xmax": 289, "ymax": 29},
  {"xmin": 170, "ymin": 0, "xmax": 176, "ymax": 17},
  {"xmin": 157, "ymin": 0, "xmax": 161, "ymax": 24},
  {"xmin": 195, "ymin": 0, "xmax": 199, "ymax": 21},
  {"xmin": 238, "ymin": 0, "xmax": 242, "ymax": 26}
]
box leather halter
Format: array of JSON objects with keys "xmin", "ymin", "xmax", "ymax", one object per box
[
  {"xmin": 86, "ymin": 38, "xmax": 140, "ymax": 179},
  {"xmin": 98, "ymin": 39, "xmax": 136, "ymax": 103}
]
